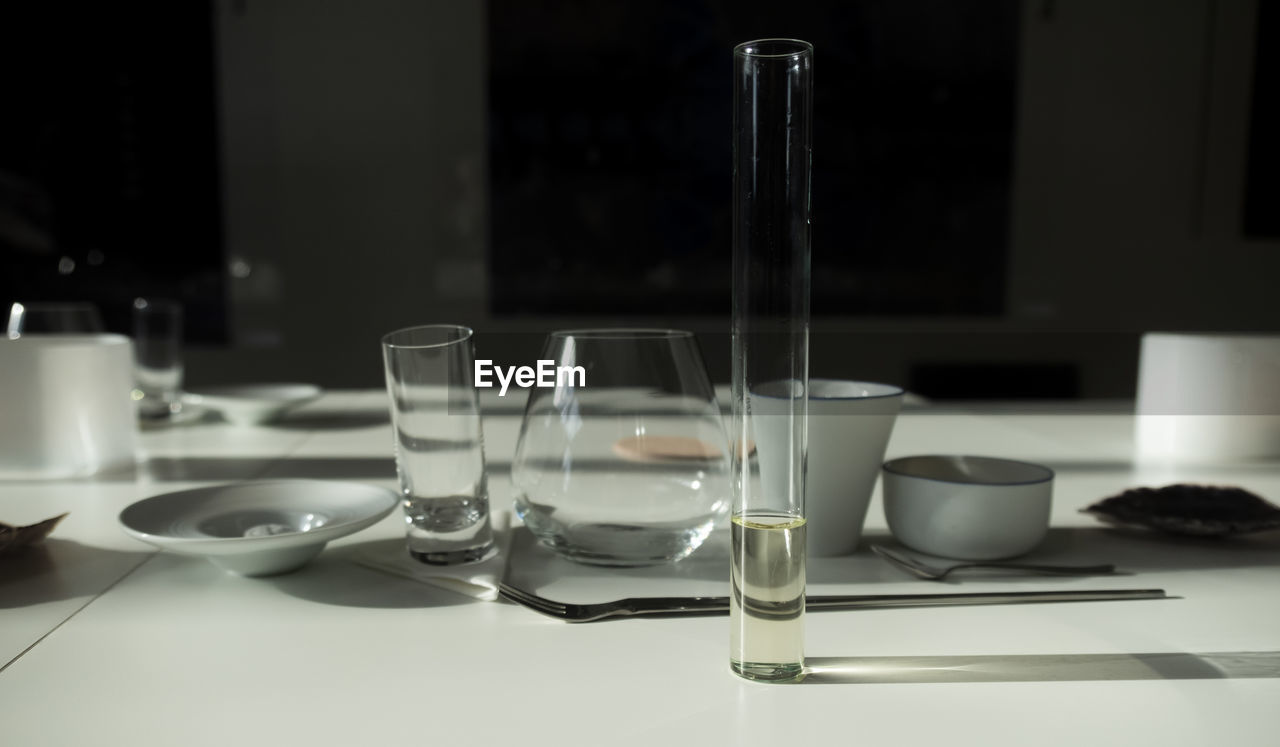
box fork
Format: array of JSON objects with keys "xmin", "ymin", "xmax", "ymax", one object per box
[
  {"xmin": 871, "ymin": 544, "xmax": 1118, "ymax": 581},
  {"xmin": 496, "ymin": 582, "xmax": 1165, "ymax": 623}
]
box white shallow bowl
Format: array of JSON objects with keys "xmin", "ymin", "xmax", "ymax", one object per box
[
  {"xmin": 119, "ymin": 480, "xmax": 398, "ymax": 576},
  {"xmin": 183, "ymin": 383, "xmax": 322, "ymax": 425},
  {"xmin": 882, "ymin": 455, "xmax": 1054, "ymax": 560}
]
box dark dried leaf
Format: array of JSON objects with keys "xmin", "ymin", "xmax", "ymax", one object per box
[
  {"xmin": 0, "ymin": 512, "xmax": 69, "ymax": 553},
  {"xmin": 1082, "ymin": 484, "xmax": 1280, "ymax": 536}
]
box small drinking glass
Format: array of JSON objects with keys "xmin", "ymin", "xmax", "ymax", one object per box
[
  {"xmin": 381, "ymin": 324, "xmax": 495, "ymax": 565},
  {"xmin": 132, "ymin": 298, "xmax": 185, "ymax": 420},
  {"xmin": 512, "ymin": 329, "xmax": 730, "ymax": 566}
]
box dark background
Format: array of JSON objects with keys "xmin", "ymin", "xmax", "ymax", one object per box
[
  {"xmin": 489, "ymin": 0, "xmax": 1016, "ymax": 317},
  {"xmin": 0, "ymin": 2, "xmax": 226, "ymax": 340},
  {"xmin": 1, "ymin": 0, "xmax": 1276, "ymax": 397}
]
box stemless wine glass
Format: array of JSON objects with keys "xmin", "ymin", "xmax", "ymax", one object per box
[{"xmin": 512, "ymin": 329, "xmax": 730, "ymax": 566}]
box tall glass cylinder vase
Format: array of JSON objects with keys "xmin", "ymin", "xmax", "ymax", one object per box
[{"xmin": 729, "ymin": 39, "xmax": 813, "ymax": 682}]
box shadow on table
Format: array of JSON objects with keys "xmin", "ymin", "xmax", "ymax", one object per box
[
  {"xmin": 1031, "ymin": 525, "xmax": 1280, "ymax": 574},
  {"xmin": 270, "ymin": 409, "xmax": 390, "ymax": 431},
  {"xmin": 802, "ymin": 651, "xmax": 1280, "ymax": 684},
  {"xmin": 267, "ymin": 539, "xmax": 473, "ymax": 610},
  {"xmin": 502, "ymin": 521, "xmax": 1280, "ymax": 605},
  {"xmin": 824, "ymin": 526, "xmax": 1280, "ymax": 586},
  {"xmin": 0, "ymin": 539, "xmax": 151, "ymax": 608},
  {"xmin": 255, "ymin": 457, "xmax": 396, "ymax": 480},
  {"xmin": 1032, "ymin": 458, "xmax": 1280, "ymax": 477},
  {"xmin": 117, "ymin": 456, "xmax": 398, "ymax": 482}
]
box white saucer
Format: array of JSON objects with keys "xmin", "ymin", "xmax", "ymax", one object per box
[
  {"xmin": 182, "ymin": 383, "xmax": 322, "ymax": 425},
  {"xmin": 119, "ymin": 480, "xmax": 399, "ymax": 576}
]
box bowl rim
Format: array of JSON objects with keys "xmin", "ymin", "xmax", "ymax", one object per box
[
  {"xmin": 883, "ymin": 454, "xmax": 1054, "ymax": 486},
  {"xmin": 183, "ymin": 383, "xmax": 322, "ymax": 403}
]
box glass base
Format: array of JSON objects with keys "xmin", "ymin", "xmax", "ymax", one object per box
[
  {"xmin": 730, "ymin": 659, "xmax": 806, "ymax": 683},
  {"xmin": 516, "ymin": 499, "xmax": 716, "ymax": 567},
  {"xmin": 138, "ymin": 400, "xmax": 183, "ymax": 420},
  {"xmin": 409, "ymin": 542, "xmax": 496, "ymax": 566}
]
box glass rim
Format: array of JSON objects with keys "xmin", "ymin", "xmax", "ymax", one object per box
[
  {"xmin": 1, "ymin": 332, "xmax": 131, "ymax": 347},
  {"xmin": 381, "ymin": 324, "xmax": 474, "ymax": 350},
  {"xmin": 10, "ymin": 301, "xmax": 101, "ymax": 311},
  {"xmin": 549, "ymin": 328, "xmax": 695, "ymax": 340},
  {"xmin": 734, "ymin": 38, "xmax": 813, "ymax": 59}
]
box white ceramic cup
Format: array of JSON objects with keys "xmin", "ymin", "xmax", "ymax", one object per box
[
  {"xmin": 0, "ymin": 334, "xmax": 138, "ymax": 479},
  {"xmin": 805, "ymin": 380, "xmax": 903, "ymax": 556},
  {"xmin": 1135, "ymin": 333, "xmax": 1280, "ymax": 462},
  {"xmin": 751, "ymin": 379, "xmax": 903, "ymax": 557}
]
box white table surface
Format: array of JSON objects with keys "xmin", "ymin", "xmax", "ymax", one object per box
[{"xmin": 2, "ymin": 391, "xmax": 1279, "ymax": 746}]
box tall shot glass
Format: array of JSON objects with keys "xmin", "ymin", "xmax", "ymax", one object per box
[
  {"xmin": 729, "ymin": 39, "xmax": 813, "ymax": 682},
  {"xmin": 381, "ymin": 324, "xmax": 495, "ymax": 565},
  {"xmin": 132, "ymin": 298, "xmax": 184, "ymax": 420}
]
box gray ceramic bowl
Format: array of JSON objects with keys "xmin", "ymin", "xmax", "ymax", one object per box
[
  {"xmin": 120, "ymin": 479, "xmax": 397, "ymax": 575},
  {"xmin": 882, "ymin": 455, "xmax": 1054, "ymax": 560}
]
